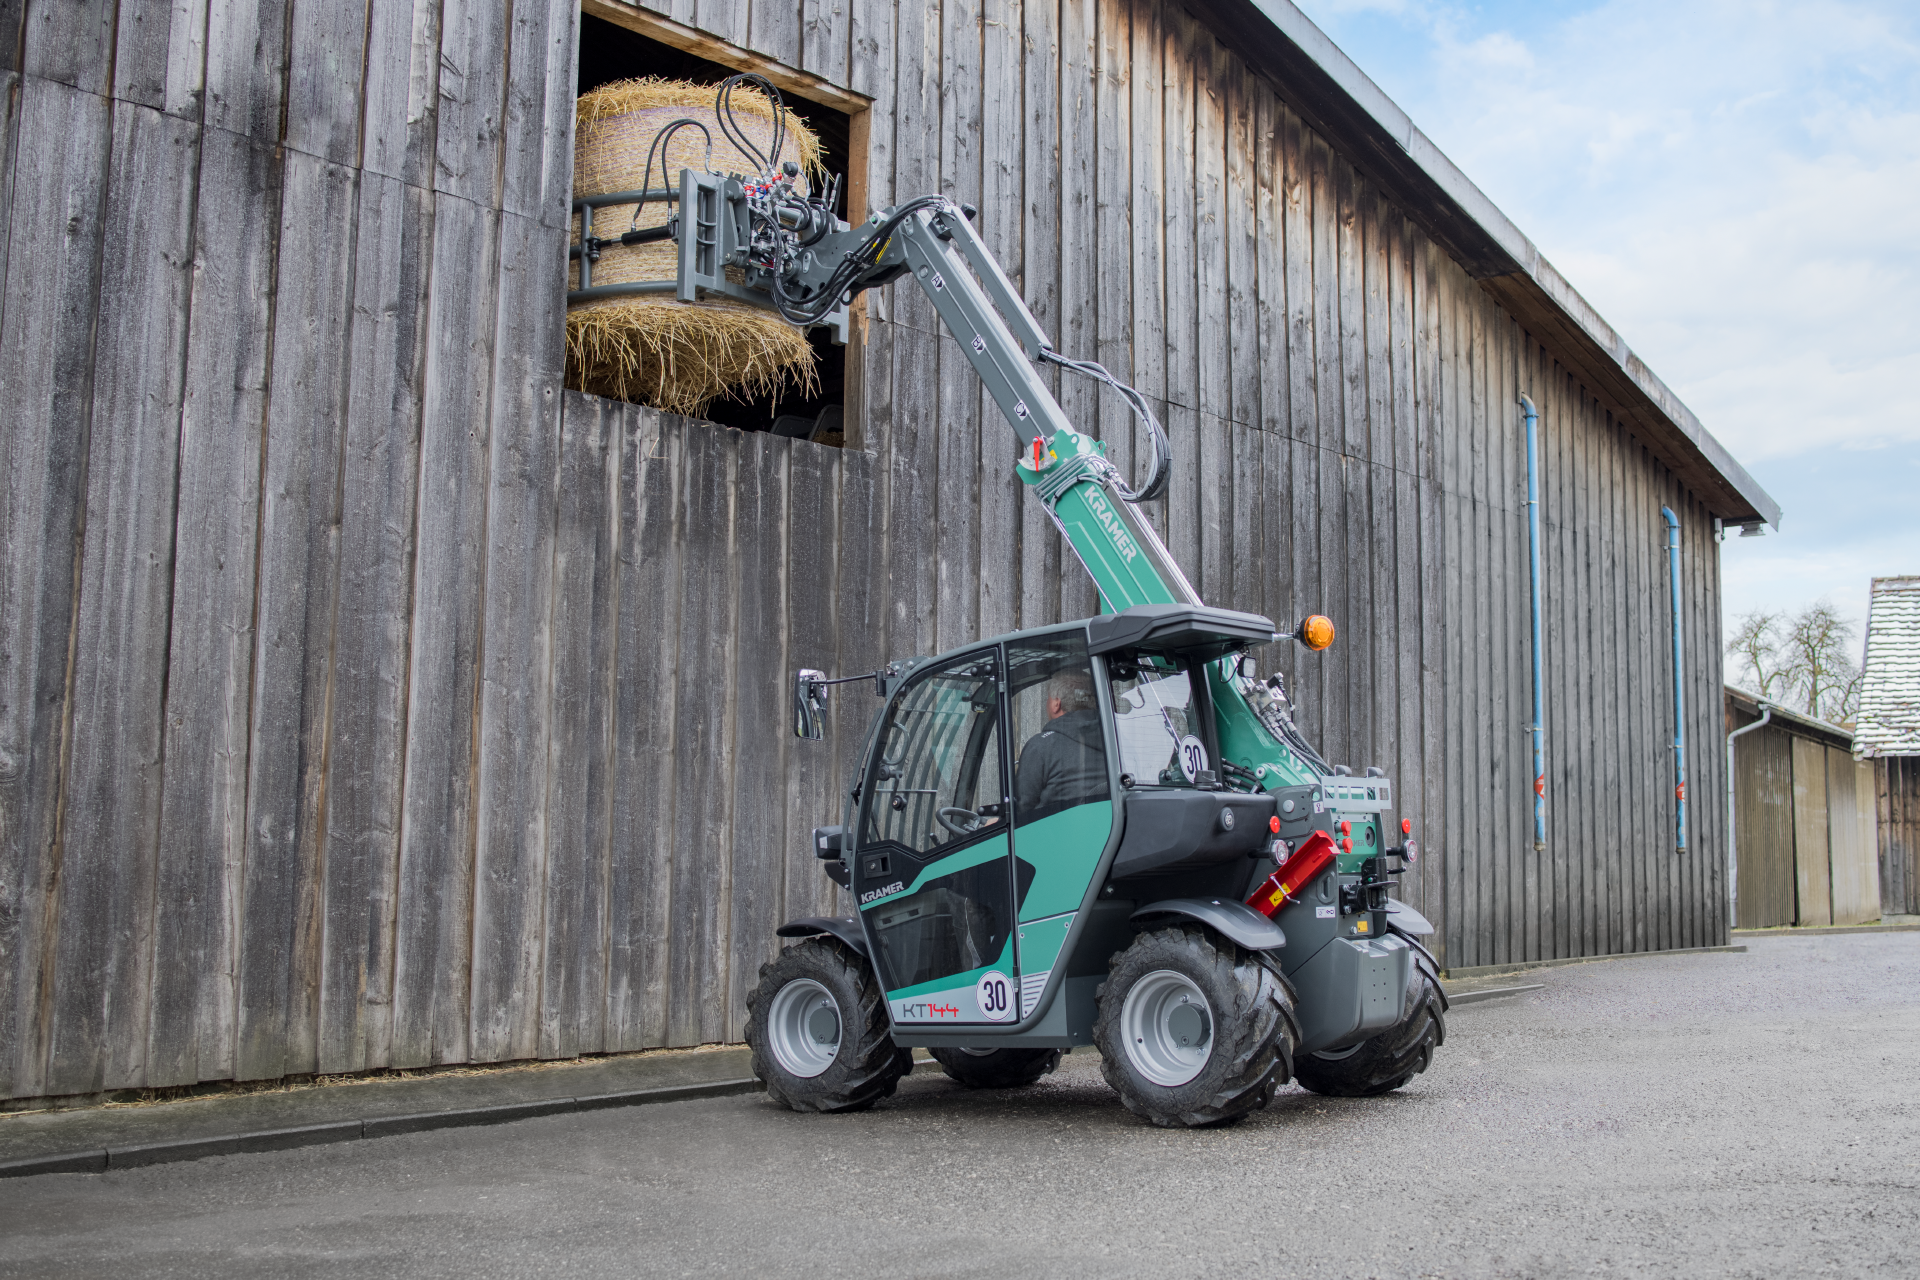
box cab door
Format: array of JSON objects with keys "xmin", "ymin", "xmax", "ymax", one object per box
[{"xmin": 854, "ymin": 647, "xmax": 1020, "ymax": 1026}]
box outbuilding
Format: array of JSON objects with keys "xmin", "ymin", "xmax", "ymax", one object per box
[
  {"xmin": 1855, "ymin": 575, "xmax": 1920, "ymax": 917},
  {"xmin": 0, "ymin": 0, "xmax": 1777, "ymax": 1103}
]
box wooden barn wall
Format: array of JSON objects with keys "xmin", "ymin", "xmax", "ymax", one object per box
[
  {"xmin": 1881, "ymin": 759, "xmax": 1920, "ymax": 917},
  {"xmin": 0, "ymin": 0, "xmax": 1727, "ymax": 1101}
]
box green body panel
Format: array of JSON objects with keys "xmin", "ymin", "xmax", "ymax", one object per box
[
  {"xmin": 1017, "ymin": 429, "xmax": 1180, "ymax": 612},
  {"xmin": 860, "ymin": 832, "xmax": 1012, "ymax": 906},
  {"xmin": 1013, "ymin": 802, "xmax": 1114, "ymax": 921},
  {"xmin": 881, "ymin": 938, "xmax": 1015, "ymax": 1002}
]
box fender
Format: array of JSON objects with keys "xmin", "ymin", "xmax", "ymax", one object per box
[
  {"xmin": 1131, "ymin": 898, "xmax": 1285, "ymax": 952},
  {"xmin": 1384, "ymin": 897, "xmax": 1435, "ymax": 936},
  {"xmin": 775, "ymin": 916, "xmax": 870, "ymax": 958}
]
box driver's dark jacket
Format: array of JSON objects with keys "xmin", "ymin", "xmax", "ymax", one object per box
[{"xmin": 1015, "ymin": 708, "xmax": 1108, "ymax": 819}]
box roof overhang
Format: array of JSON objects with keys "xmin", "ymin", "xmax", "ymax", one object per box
[
  {"xmin": 1724, "ymin": 686, "xmax": 1854, "ymax": 753},
  {"xmin": 1186, "ymin": 0, "xmax": 1781, "ymax": 527}
]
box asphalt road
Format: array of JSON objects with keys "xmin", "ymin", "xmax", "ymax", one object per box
[{"xmin": 3, "ymin": 933, "xmax": 1916, "ymax": 1279}]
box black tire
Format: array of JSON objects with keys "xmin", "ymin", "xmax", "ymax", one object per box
[
  {"xmin": 745, "ymin": 938, "xmax": 910, "ymax": 1113},
  {"xmin": 929, "ymin": 1046, "xmax": 1063, "ymax": 1089},
  {"xmin": 1293, "ymin": 945, "xmax": 1447, "ymax": 1098},
  {"xmin": 1093, "ymin": 926, "xmax": 1299, "ymax": 1128}
]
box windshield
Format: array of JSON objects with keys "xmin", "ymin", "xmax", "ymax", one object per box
[{"xmin": 1107, "ymin": 657, "xmax": 1206, "ymax": 785}]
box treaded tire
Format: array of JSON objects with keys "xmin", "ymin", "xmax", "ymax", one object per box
[
  {"xmin": 1093, "ymin": 926, "xmax": 1299, "ymax": 1128},
  {"xmin": 1293, "ymin": 943, "xmax": 1448, "ymax": 1097},
  {"xmin": 929, "ymin": 1046, "xmax": 1063, "ymax": 1089},
  {"xmin": 746, "ymin": 938, "xmax": 909, "ymax": 1113}
]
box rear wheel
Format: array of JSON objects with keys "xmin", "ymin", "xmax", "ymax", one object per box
[
  {"xmin": 747, "ymin": 938, "xmax": 910, "ymax": 1113},
  {"xmin": 929, "ymin": 1045, "xmax": 1062, "ymax": 1089},
  {"xmin": 1093, "ymin": 926, "xmax": 1298, "ymax": 1128},
  {"xmin": 1293, "ymin": 951, "xmax": 1447, "ymax": 1097}
]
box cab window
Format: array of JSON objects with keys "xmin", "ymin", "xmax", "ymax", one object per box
[
  {"xmin": 859, "ymin": 649, "xmax": 1004, "ymax": 858},
  {"xmin": 1007, "ymin": 632, "xmax": 1111, "ymax": 825},
  {"xmin": 1107, "ymin": 655, "xmax": 1206, "ymax": 786}
]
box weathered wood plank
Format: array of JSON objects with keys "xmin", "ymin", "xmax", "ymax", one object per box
[
  {"xmin": 435, "ymin": 0, "xmax": 509, "ymax": 206},
  {"xmin": 666, "ymin": 425, "xmax": 734, "ymax": 1045},
  {"xmin": 726, "ymin": 432, "xmax": 789, "ymax": 1041},
  {"xmin": 539, "ymin": 393, "xmax": 618, "ymax": 1059},
  {"xmin": 390, "ymin": 194, "xmax": 501, "ymax": 1069},
  {"xmin": 606, "ymin": 403, "xmax": 678, "ymax": 1049},
  {"xmin": 1158, "ymin": 12, "xmax": 1198, "ymax": 599},
  {"xmin": 503, "ymin": 0, "xmax": 581, "ymax": 227},
  {"xmin": 1222, "ymin": 52, "xmax": 1257, "ymax": 432},
  {"xmin": 747, "ymin": 0, "xmax": 802, "ymax": 67},
  {"xmin": 313, "ymin": 173, "xmax": 434, "ymax": 1076},
  {"xmin": 1791, "ymin": 735, "xmax": 1832, "ymax": 926},
  {"xmin": 22, "ymin": 0, "xmax": 116, "ymax": 95},
  {"xmin": 113, "ymin": 0, "xmax": 210, "ymax": 118},
  {"xmin": 0, "ymin": 79, "xmax": 112, "ymax": 1100},
  {"xmin": 231, "ymin": 149, "xmax": 356, "ymax": 1084},
  {"xmin": 977, "ymin": 0, "xmax": 1022, "ymax": 640},
  {"xmin": 470, "ymin": 212, "xmax": 566, "ymax": 1064},
  {"xmin": 205, "ymin": 0, "xmax": 291, "ymax": 141},
  {"xmin": 695, "ymin": 0, "xmax": 748, "ymax": 49},
  {"xmin": 1018, "ymin": 0, "xmax": 1061, "ymax": 629},
  {"xmin": 362, "ymin": 0, "xmax": 444, "ymax": 187},
  {"xmin": 1191, "ymin": 32, "xmax": 1226, "ymax": 430},
  {"xmin": 802, "ymin": 0, "xmax": 851, "ymax": 86},
  {"xmin": 145, "ymin": 128, "xmax": 280, "ymax": 1089},
  {"xmin": 44, "ymin": 105, "xmax": 199, "ymax": 1097},
  {"xmin": 935, "ymin": 0, "xmax": 983, "ymax": 654},
  {"xmin": 286, "ymin": 0, "xmax": 371, "ymax": 163}
]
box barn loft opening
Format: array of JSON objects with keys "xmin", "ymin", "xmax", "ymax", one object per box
[{"xmin": 574, "ymin": 14, "xmax": 852, "ymax": 446}]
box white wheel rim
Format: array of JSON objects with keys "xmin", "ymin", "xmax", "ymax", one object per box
[
  {"xmin": 1120, "ymin": 968, "xmax": 1214, "ymax": 1087},
  {"xmin": 767, "ymin": 978, "xmax": 842, "ymax": 1079}
]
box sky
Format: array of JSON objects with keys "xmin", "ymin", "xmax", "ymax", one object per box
[{"xmin": 1291, "ymin": 0, "xmax": 1919, "ymax": 656}]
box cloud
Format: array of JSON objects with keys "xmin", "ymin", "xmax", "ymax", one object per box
[{"xmin": 1296, "ymin": 0, "xmax": 1920, "ymax": 632}]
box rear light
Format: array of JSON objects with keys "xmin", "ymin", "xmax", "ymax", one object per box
[
  {"xmin": 1401, "ymin": 818, "xmax": 1412, "ymax": 836},
  {"xmin": 1247, "ymin": 830, "xmax": 1337, "ymax": 918},
  {"xmin": 1269, "ymin": 816, "xmax": 1281, "ymax": 834}
]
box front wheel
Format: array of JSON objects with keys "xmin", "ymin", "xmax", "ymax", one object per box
[
  {"xmin": 1093, "ymin": 926, "xmax": 1299, "ymax": 1128},
  {"xmin": 1293, "ymin": 949, "xmax": 1447, "ymax": 1097},
  {"xmin": 746, "ymin": 938, "xmax": 911, "ymax": 1113}
]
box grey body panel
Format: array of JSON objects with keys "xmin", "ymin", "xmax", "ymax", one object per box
[
  {"xmin": 1131, "ymin": 898, "xmax": 1286, "ymax": 952},
  {"xmin": 775, "ymin": 916, "xmax": 870, "ymax": 958},
  {"xmin": 1108, "ymin": 789, "xmax": 1276, "ymax": 878},
  {"xmin": 1291, "ymin": 933, "xmax": 1414, "ymax": 1053},
  {"xmin": 1086, "ymin": 603, "xmax": 1276, "ymax": 659},
  {"xmin": 1385, "ymin": 897, "xmax": 1435, "ymax": 936}
]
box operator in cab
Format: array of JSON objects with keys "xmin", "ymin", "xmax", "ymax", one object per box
[{"xmin": 1015, "ymin": 668, "xmax": 1109, "ymax": 822}]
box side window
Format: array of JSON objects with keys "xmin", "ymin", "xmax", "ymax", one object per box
[
  {"xmin": 860, "ymin": 650, "xmax": 1004, "ymax": 858},
  {"xmin": 1007, "ymin": 632, "xmax": 1111, "ymax": 826},
  {"xmin": 1107, "ymin": 656, "xmax": 1205, "ymax": 785}
]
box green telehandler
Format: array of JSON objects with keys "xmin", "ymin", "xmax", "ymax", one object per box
[{"xmin": 583, "ymin": 77, "xmax": 1447, "ymax": 1128}]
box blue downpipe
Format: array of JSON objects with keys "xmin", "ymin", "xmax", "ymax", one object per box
[
  {"xmin": 1521, "ymin": 396, "xmax": 1545, "ymax": 853},
  {"xmin": 1661, "ymin": 506, "xmax": 1687, "ymax": 854}
]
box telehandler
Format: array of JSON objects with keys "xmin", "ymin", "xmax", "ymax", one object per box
[{"xmin": 576, "ymin": 77, "xmax": 1446, "ymax": 1127}]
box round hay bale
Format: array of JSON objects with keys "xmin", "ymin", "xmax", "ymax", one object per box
[{"xmin": 567, "ymin": 78, "xmax": 826, "ymax": 416}]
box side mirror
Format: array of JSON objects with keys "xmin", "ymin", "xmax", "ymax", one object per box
[{"xmin": 793, "ymin": 668, "xmax": 827, "ymax": 741}]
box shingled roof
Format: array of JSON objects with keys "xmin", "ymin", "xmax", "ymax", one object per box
[{"xmin": 1856, "ymin": 576, "xmax": 1920, "ymax": 758}]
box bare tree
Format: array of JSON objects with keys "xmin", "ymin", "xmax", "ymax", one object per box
[
  {"xmin": 1726, "ymin": 610, "xmax": 1790, "ymax": 700},
  {"xmin": 1725, "ymin": 601, "xmax": 1862, "ymax": 724}
]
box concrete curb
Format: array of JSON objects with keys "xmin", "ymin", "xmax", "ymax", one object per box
[
  {"xmin": 0, "ymin": 1078, "xmax": 763, "ymax": 1180},
  {"xmin": 1732, "ymin": 923, "xmax": 1920, "ymax": 938},
  {"xmin": 1445, "ymin": 984, "xmax": 1545, "ymax": 1006},
  {"xmin": 1443, "ymin": 944, "xmax": 1746, "ymax": 981}
]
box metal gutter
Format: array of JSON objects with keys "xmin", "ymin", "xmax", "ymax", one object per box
[{"xmin": 1179, "ymin": 0, "xmax": 1782, "ymax": 528}]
